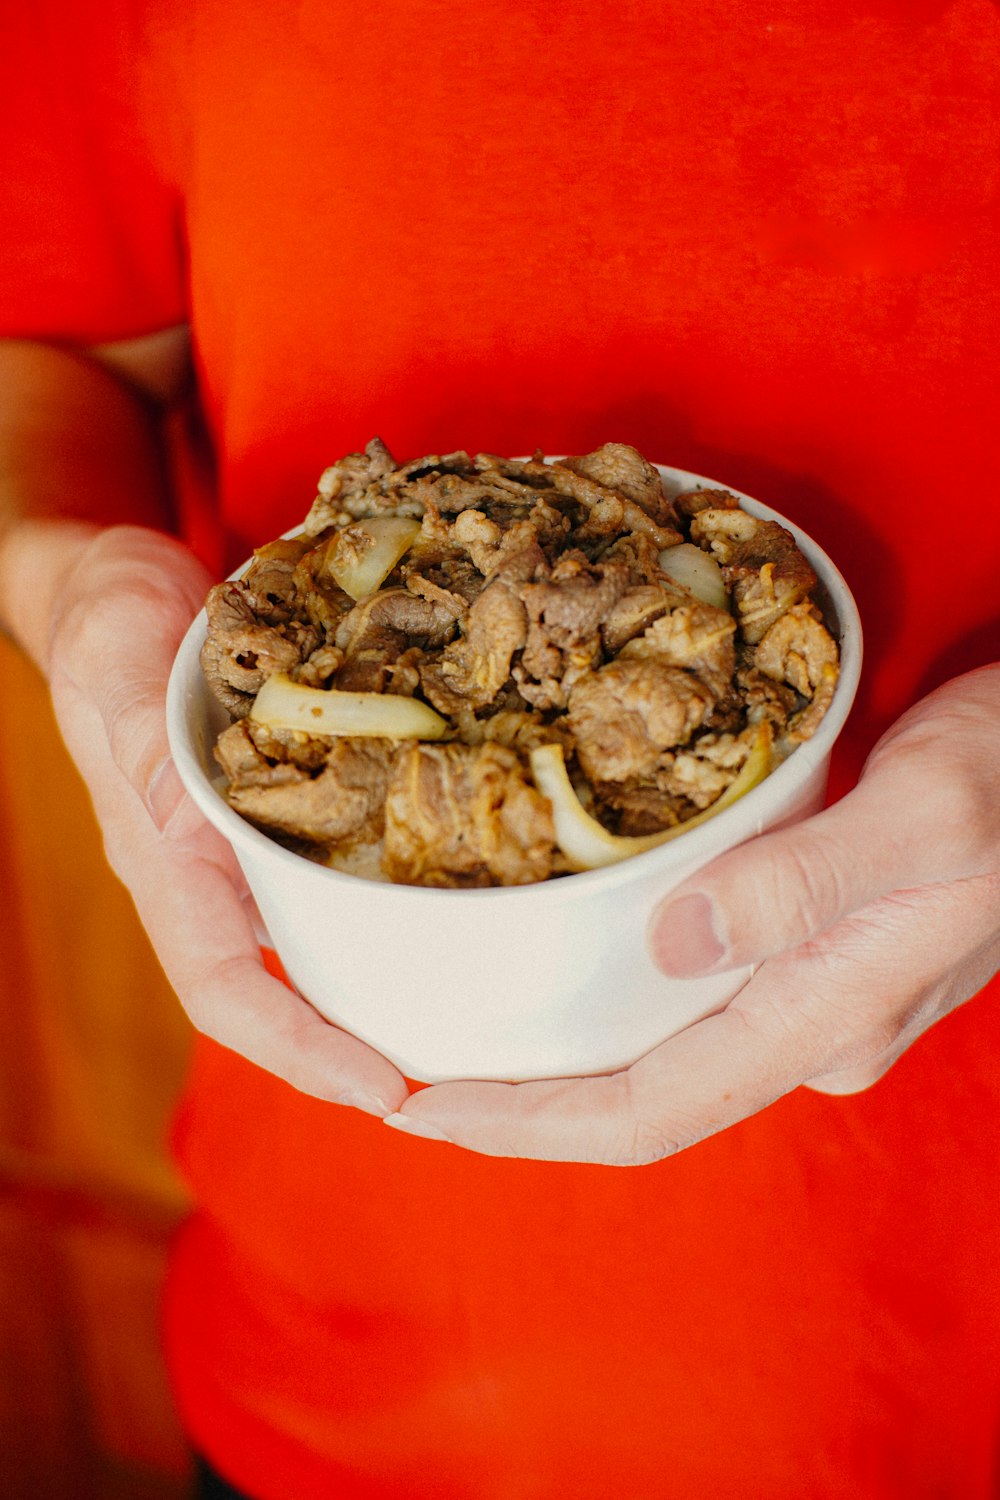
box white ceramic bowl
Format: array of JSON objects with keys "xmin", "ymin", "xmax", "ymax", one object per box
[{"xmin": 166, "ymin": 464, "xmax": 862, "ymax": 1083}]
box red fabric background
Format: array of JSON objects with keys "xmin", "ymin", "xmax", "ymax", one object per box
[{"xmin": 4, "ymin": 1, "xmax": 1000, "ymax": 1494}]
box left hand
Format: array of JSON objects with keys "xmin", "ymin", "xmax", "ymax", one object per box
[
  {"xmin": 34, "ymin": 522, "xmax": 410, "ymax": 1115},
  {"xmin": 386, "ymin": 665, "xmax": 1000, "ymax": 1163}
]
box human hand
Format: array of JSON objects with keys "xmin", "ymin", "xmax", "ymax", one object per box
[
  {"xmin": 387, "ymin": 666, "xmax": 1000, "ymax": 1161},
  {"xmin": 39, "ymin": 524, "xmax": 409, "ymax": 1113}
]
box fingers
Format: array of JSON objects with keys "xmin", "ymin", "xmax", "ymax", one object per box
[
  {"xmin": 392, "ymin": 675, "xmax": 1000, "ymax": 1162},
  {"xmin": 804, "ymin": 1050, "xmax": 903, "ymax": 1097},
  {"xmin": 145, "ymin": 758, "xmax": 193, "ymax": 834},
  {"xmin": 392, "ymin": 875, "xmax": 1000, "ymax": 1163},
  {"xmin": 55, "ymin": 669, "xmax": 410, "ymax": 1112},
  {"xmin": 650, "ymin": 673, "xmax": 1000, "ymax": 977},
  {"xmin": 390, "ymin": 1007, "xmax": 795, "ymax": 1164},
  {"xmin": 118, "ymin": 813, "xmax": 409, "ymax": 1114},
  {"xmin": 37, "ymin": 524, "xmax": 411, "ymax": 1114},
  {"xmin": 185, "ymin": 947, "xmax": 410, "ymax": 1114},
  {"xmin": 48, "ymin": 525, "xmax": 211, "ymax": 817},
  {"xmin": 648, "ymin": 785, "xmax": 899, "ymax": 976}
]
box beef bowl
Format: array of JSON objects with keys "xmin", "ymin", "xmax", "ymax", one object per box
[{"xmin": 166, "ymin": 446, "xmax": 862, "ymax": 1083}]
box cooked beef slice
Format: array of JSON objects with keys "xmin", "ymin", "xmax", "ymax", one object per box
[
  {"xmin": 689, "ymin": 507, "xmax": 817, "ymax": 643},
  {"xmin": 675, "ymin": 487, "xmax": 741, "ymax": 519},
  {"xmin": 514, "ymin": 553, "xmax": 631, "ymax": 710},
  {"xmin": 471, "ymin": 452, "xmax": 553, "ymax": 484},
  {"xmin": 592, "ymin": 726, "xmax": 759, "ymax": 831},
  {"xmin": 216, "ymin": 718, "xmax": 334, "ymax": 778},
  {"xmin": 449, "ymin": 503, "xmax": 570, "ymax": 575},
  {"xmin": 201, "ymin": 580, "xmax": 321, "ymax": 716},
  {"xmin": 735, "ymin": 655, "xmax": 799, "ymax": 737},
  {"xmin": 521, "ymin": 554, "xmax": 632, "ymax": 646},
  {"xmin": 293, "ymin": 642, "xmax": 346, "ymax": 688},
  {"xmin": 659, "ymin": 729, "xmax": 755, "ymax": 809},
  {"xmin": 302, "ymin": 437, "xmax": 398, "ymax": 533},
  {"xmin": 404, "ymin": 474, "xmax": 518, "ymax": 518},
  {"xmin": 216, "ymin": 719, "xmax": 396, "ymax": 844},
  {"xmin": 215, "ymin": 719, "xmax": 303, "ymax": 788},
  {"xmin": 241, "ymin": 536, "xmax": 315, "ymax": 621},
  {"xmin": 619, "ymin": 600, "xmax": 737, "ymax": 699},
  {"xmin": 419, "ymin": 579, "xmax": 528, "ymax": 716},
  {"xmin": 568, "ymin": 658, "xmax": 712, "ymax": 784},
  {"xmin": 755, "ymin": 601, "xmax": 839, "ymax": 741},
  {"xmin": 333, "ymin": 588, "xmax": 457, "ymax": 694},
  {"xmin": 601, "ymin": 585, "xmax": 679, "ymax": 654},
  {"xmin": 309, "ymin": 450, "xmax": 475, "ymax": 527},
  {"xmin": 413, "ymin": 470, "xmax": 566, "ymax": 520},
  {"xmin": 600, "ymin": 530, "xmax": 675, "ymax": 585},
  {"xmin": 688, "ymin": 506, "xmax": 762, "ymax": 560},
  {"xmin": 447, "ymin": 510, "xmax": 536, "ymax": 576},
  {"xmin": 545, "ymin": 463, "xmax": 682, "ymax": 550},
  {"xmin": 383, "ymin": 742, "xmax": 555, "ymax": 887},
  {"xmin": 472, "ymin": 709, "xmax": 575, "ymax": 756},
  {"xmin": 404, "ymin": 568, "xmax": 473, "ymax": 618},
  {"xmin": 593, "ymin": 782, "xmax": 689, "ymax": 835},
  {"xmin": 401, "ymin": 507, "xmax": 488, "ymax": 610},
  {"xmin": 724, "ymin": 536, "xmax": 817, "ymax": 645},
  {"xmin": 473, "ymin": 451, "xmax": 683, "ymax": 548},
  {"xmin": 291, "ymin": 539, "xmax": 358, "ymax": 635},
  {"xmin": 559, "ymin": 442, "xmax": 679, "ymax": 527}
]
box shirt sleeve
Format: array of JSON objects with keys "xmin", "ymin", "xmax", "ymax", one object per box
[{"xmin": 0, "ymin": 2, "xmax": 187, "ymax": 342}]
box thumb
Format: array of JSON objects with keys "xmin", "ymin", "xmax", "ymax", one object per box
[{"xmin": 648, "ymin": 673, "xmax": 1000, "ymax": 976}]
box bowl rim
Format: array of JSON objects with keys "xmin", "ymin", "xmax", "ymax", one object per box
[{"xmin": 166, "ymin": 460, "xmax": 863, "ymax": 903}]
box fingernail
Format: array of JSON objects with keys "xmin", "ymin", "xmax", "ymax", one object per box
[
  {"xmin": 650, "ymin": 892, "xmax": 726, "ymax": 976},
  {"xmin": 383, "ymin": 1113, "xmax": 452, "ymax": 1143},
  {"xmin": 146, "ymin": 759, "xmax": 186, "ymax": 832}
]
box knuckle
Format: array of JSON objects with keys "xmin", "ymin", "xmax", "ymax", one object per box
[
  {"xmin": 50, "ymin": 587, "xmax": 120, "ymax": 665},
  {"xmin": 826, "ymin": 1025, "xmax": 898, "ymax": 1077},
  {"xmin": 867, "ymin": 719, "xmax": 1000, "ymax": 878},
  {"xmin": 804, "ymin": 983, "xmax": 906, "ymax": 1075},
  {"xmin": 604, "ymin": 1074, "xmax": 686, "ymax": 1166},
  {"xmin": 104, "ymin": 686, "xmax": 164, "ymax": 777},
  {"xmin": 613, "ymin": 1117, "xmax": 677, "ymax": 1167},
  {"xmin": 52, "ymin": 536, "xmax": 196, "ymax": 664},
  {"xmin": 49, "ymin": 588, "xmax": 172, "ymax": 792},
  {"xmin": 806, "ymin": 1055, "xmax": 896, "ymax": 1096},
  {"xmin": 738, "ymin": 959, "xmax": 904, "ymax": 1079},
  {"xmin": 803, "ymin": 843, "xmax": 852, "ymax": 928},
  {"xmin": 764, "ymin": 835, "xmax": 850, "ymax": 940},
  {"xmin": 179, "ymin": 955, "xmax": 244, "ymax": 1039},
  {"xmin": 927, "ymin": 766, "xmax": 1000, "ymax": 873}
]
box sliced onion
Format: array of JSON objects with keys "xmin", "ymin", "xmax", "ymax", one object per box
[
  {"xmin": 658, "ymin": 543, "xmax": 729, "ymax": 611},
  {"xmin": 529, "ymin": 727, "xmax": 772, "ymax": 872},
  {"xmin": 251, "ymin": 672, "xmax": 448, "ymax": 739},
  {"xmin": 326, "ymin": 517, "xmax": 422, "ymax": 600}
]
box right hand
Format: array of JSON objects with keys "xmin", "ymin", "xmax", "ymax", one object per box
[{"xmin": 40, "ymin": 522, "xmax": 409, "ymax": 1113}]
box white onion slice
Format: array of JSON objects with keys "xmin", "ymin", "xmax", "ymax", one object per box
[
  {"xmin": 326, "ymin": 517, "xmax": 422, "ymax": 600},
  {"xmin": 529, "ymin": 728, "xmax": 772, "ymax": 871},
  {"xmin": 658, "ymin": 542, "xmax": 729, "ymax": 611},
  {"xmin": 251, "ymin": 672, "xmax": 448, "ymax": 739}
]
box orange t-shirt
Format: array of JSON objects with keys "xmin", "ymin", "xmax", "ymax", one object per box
[{"xmin": 4, "ymin": 3, "xmax": 1000, "ymax": 1496}]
